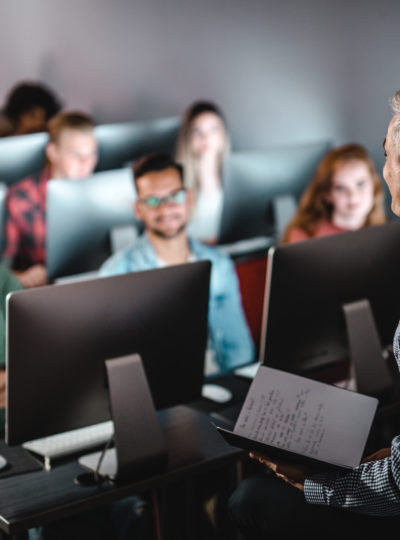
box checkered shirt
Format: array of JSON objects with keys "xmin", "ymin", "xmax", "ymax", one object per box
[
  {"xmin": 304, "ymin": 321, "xmax": 400, "ymax": 516},
  {"xmin": 2, "ymin": 167, "xmax": 50, "ymax": 270}
]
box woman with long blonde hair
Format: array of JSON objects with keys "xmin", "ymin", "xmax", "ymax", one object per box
[
  {"xmin": 281, "ymin": 143, "xmax": 387, "ymax": 243},
  {"xmin": 175, "ymin": 100, "xmax": 230, "ymax": 244}
]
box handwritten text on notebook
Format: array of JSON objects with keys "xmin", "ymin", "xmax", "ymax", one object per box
[
  {"xmin": 234, "ymin": 366, "xmax": 378, "ymax": 467},
  {"xmin": 236, "ymin": 386, "xmax": 326, "ymax": 457}
]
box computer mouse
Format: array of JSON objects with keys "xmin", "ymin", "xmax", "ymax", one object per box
[
  {"xmin": 201, "ymin": 384, "xmax": 233, "ymax": 404},
  {"xmin": 0, "ymin": 454, "xmax": 7, "ymax": 471}
]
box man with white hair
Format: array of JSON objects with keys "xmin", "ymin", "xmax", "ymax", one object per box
[{"xmin": 229, "ymin": 90, "xmax": 400, "ymax": 538}]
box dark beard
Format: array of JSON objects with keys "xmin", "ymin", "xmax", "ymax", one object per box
[{"xmin": 149, "ymin": 222, "xmax": 187, "ymax": 239}]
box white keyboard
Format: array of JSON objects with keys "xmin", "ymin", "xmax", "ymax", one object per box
[
  {"xmin": 234, "ymin": 362, "xmax": 260, "ymax": 379},
  {"xmin": 23, "ymin": 420, "xmax": 114, "ymax": 465},
  {"xmin": 217, "ymin": 236, "xmax": 274, "ymax": 256},
  {"xmin": 54, "ymin": 270, "xmax": 99, "ymax": 285}
]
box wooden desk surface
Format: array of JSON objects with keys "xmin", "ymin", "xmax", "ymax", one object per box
[{"xmin": 0, "ymin": 405, "xmax": 245, "ymax": 536}]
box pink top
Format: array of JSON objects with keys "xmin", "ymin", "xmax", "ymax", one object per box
[{"xmin": 286, "ymin": 220, "xmax": 353, "ymax": 244}]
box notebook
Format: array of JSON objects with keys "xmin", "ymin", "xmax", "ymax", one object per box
[{"xmin": 217, "ymin": 365, "xmax": 378, "ymax": 471}]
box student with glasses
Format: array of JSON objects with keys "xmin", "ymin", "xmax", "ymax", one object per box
[{"xmin": 99, "ymin": 152, "xmax": 254, "ymax": 376}]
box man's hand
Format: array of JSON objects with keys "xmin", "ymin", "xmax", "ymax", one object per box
[
  {"xmin": 0, "ymin": 369, "xmax": 5, "ymax": 409},
  {"xmin": 362, "ymin": 447, "xmax": 391, "ymax": 463},
  {"xmin": 14, "ymin": 264, "xmax": 48, "ymax": 288},
  {"xmin": 250, "ymin": 451, "xmax": 309, "ymax": 492}
]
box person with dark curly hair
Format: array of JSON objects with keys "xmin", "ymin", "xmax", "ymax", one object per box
[{"xmin": 0, "ymin": 81, "xmax": 62, "ymax": 136}]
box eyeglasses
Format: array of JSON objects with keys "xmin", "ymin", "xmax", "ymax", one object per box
[{"xmin": 138, "ymin": 189, "xmax": 187, "ymax": 208}]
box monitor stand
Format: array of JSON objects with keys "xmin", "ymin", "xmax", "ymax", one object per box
[
  {"xmin": 272, "ymin": 194, "xmax": 297, "ymax": 239},
  {"xmin": 76, "ymin": 354, "xmax": 168, "ymax": 486},
  {"xmin": 342, "ymin": 299, "xmax": 393, "ymax": 399}
]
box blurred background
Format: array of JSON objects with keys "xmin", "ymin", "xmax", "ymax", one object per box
[{"xmin": 0, "ymin": 0, "xmax": 397, "ymax": 181}]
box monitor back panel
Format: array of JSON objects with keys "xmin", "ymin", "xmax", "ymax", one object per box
[
  {"xmin": 46, "ymin": 167, "xmax": 138, "ymax": 279},
  {"xmin": 95, "ymin": 116, "xmax": 181, "ymax": 171},
  {"xmin": 0, "ymin": 132, "xmax": 48, "ymax": 186},
  {"xmin": 261, "ymin": 221, "xmax": 400, "ymax": 374},
  {"xmin": 6, "ymin": 261, "xmax": 210, "ymax": 445},
  {"xmin": 0, "ymin": 183, "xmax": 7, "ymax": 255},
  {"xmin": 218, "ymin": 140, "xmax": 331, "ymax": 244}
]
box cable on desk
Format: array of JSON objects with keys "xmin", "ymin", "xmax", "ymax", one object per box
[
  {"xmin": 92, "ymin": 439, "xmax": 163, "ymax": 538},
  {"xmin": 94, "ymin": 435, "xmax": 115, "ymax": 484},
  {"xmin": 152, "ymin": 489, "xmax": 163, "ymax": 540}
]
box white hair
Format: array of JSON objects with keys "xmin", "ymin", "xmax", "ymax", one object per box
[{"xmin": 391, "ymin": 91, "xmax": 400, "ymax": 157}]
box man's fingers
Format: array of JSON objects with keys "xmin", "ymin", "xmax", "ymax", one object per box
[{"xmin": 249, "ymin": 452, "xmax": 278, "ymax": 471}]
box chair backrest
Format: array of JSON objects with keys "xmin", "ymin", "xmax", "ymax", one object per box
[{"xmin": 235, "ymin": 254, "xmax": 268, "ymax": 353}]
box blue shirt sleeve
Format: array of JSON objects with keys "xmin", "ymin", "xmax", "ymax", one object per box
[
  {"xmin": 207, "ymin": 253, "xmax": 255, "ymax": 373},
  {"xmin": 98, "ymin": 249, "xmax": 137, "ymax": 277}
]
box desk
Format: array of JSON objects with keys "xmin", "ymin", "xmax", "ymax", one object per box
[
  {"xmin": 2, "ymin": 369, "xmax": 399, "ymax": 539},
  {"xmin": 0, "ymin": 406, "xmax": 245, "ymax": 540},
  {"xmin": 191, "ymin": 372, "xmax": 251, "ymax": 415}
]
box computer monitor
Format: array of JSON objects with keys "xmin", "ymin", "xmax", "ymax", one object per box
[
  {"xmin": 6, "ymin": 261, "xmax": 211, "ymax": 446},
  {"xmin": 260, "ymin": 221, "xmax": 400, "ymax": 377},
  {"xmin": 0, "ymin": 132, "xmax": 48, "ymax": 186},
  {"xmin": 0, "ymin": 116, "xmax": 180, "ymax": 187},
  {"xmin": 0, "ymin": 182, "xmax": 7, "ymax": 254},
  {"xmin": 94, "ymin": 116, "xmax": 181, "ymax": 172},
  {"xmin": 46, "ymin": 167, "xmax": 138, "ymax": 280},
  {"xmin": 218, "ymin": 140, "xmax": 331, "ymax": 244}
]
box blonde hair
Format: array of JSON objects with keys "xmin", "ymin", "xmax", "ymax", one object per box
[
  {"xmin": 281, "ymin": 143, "xmax": 387, "ymax": 243},
  {"xmin": 47, "ymin": 110, "xmax": 95, "ymax": 143},
  {"xmin": 175, "ymin": 101, "xmax": 230, "ymax": 196}
]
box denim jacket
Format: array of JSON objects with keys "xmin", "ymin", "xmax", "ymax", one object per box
[{"xmin": 99, "ymin": 234, "xmax": 255, "ymax": 374}]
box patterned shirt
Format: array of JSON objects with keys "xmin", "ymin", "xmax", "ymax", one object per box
[
  {"xmin": 3, "ymin": 167, "xmax": 51, "ymax": 270},
  {"xmin": 304, "ymin": 321, "xmax": 400, "ymax": 516}
]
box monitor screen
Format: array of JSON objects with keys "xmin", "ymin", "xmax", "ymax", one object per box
[
  {"xmin": 94, "ymin": 116, "xmax": 181, "ymax": 172},
  {"xmin": 260, "ymin": 221, "xmax": 400, "ymax": 375},
  {"xmin": 6, "ymin": 261, "xmax": 210, "ymax": 445},
  {"xmin": 0, "ymin": 132, "xmax": 48, "ymax": 186},
  {"xmin": 218, "ymin": 140, "xmax": 331, "ymax": 244},
  {"xmin": 46, "ymin": 167, "xmax": 138, "ymax": 280}
]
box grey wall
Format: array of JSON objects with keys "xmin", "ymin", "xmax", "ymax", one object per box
[{"xmin": 1, "ymin": 0, "xmax": 399, "ymax": 188}]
